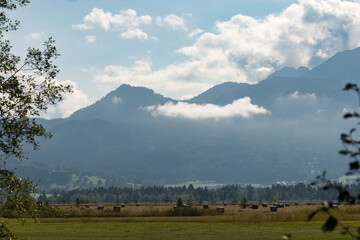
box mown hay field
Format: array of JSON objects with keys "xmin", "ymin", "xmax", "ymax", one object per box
[{"xmin": 5, "ymin": 203, "xmax": 360, "ymax": 239}]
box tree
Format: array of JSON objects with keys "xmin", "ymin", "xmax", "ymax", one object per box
[
  {"xmin": 164, "ymin": 193, "xmax": 170, "ymax": 203},
  {"xmin": 240, "ymin": 196, "xmax": 248, "ymax": 209},
  {"xmin": 309, "ymin": 83, "xmax": 360, "ymax": 239},
  {"xmin": 0, "ymin": 0, "xmax": 71, "ymax": 238},
  {"xmin": 176, "ymin": 197, "xmax": 183, "ymax": 207},
  {"xmin": 197, "ymin": 197, "xmax": 203, "ymax": 206}
]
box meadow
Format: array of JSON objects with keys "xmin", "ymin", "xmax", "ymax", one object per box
[{"xmin": 5, "ymin": 203, "xmax": 360, "ymax": 239}]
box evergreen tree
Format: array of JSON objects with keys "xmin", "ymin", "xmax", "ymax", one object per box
[
  {"xmin": 241, "ymin": 197, "xmax": 248, "ymax": 209},
  {"xmin": 176, "ymin": 197, "xmax": 183, "ymax": 207}
]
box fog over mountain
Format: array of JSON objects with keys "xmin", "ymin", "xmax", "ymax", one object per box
[{"xmin": 15, "ymin": 47, "xmax": 360, "ymax": 189}]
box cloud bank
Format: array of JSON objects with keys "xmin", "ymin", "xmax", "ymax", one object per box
[
  {"xmin": 73, "ymin": 8, "xmax": 152, "ymax": 31},
  {"xmin": 145, "ymin": 97, "xmax": 271, "ymax": 120},
  {"xmin": 43, "ymin": 80, "xmax": 92, "ymax": 119},
  {"xmin": 94, "ymin": 0, "xmax": 360, "ymax": 99},
  {"xmin": 73, "ymin": 8, "xmax": 153, "ymax": 41},
  {"xmin": 73, "ymin": 8, "xmax": 188, "ymax": 41}
]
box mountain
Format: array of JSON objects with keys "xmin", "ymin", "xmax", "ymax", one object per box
[
  {"xmin": 70, "ymin": 84, "xmax": 174, "ymax": 122},
  {"xmin": 189, "ymin": 48, "xmax": 360, "ymax": 111},
  {"xmin": 308, "ymin": 47, "xmax": 360, "ymax": 81},
  {"xmin": 267, "ymin": 66, "xmax": 310, "ymax": 79},
  {"xmin": 17, "ymin": 47, "xmax": 360, "ymax": 189}
]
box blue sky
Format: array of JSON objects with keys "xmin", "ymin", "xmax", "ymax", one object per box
[{"xmin": 5, "ymin": 0, "xmax": 360, "ymax": 118}]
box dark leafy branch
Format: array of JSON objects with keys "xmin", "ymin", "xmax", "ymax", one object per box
[{"xmin": 0, "ymin": 0, "xmax": 72, "ymax": 238}]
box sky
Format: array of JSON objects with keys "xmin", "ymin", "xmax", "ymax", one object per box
[{"xmin": 5, "ymin": 0, "xmax": 360, "ymax": 118}]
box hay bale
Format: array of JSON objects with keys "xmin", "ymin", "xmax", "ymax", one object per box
[
  {"xmin": 203, "ymin": 204, "xmax": 209, "ymax": 209},
  {"xmin": 97, "ymin": 205, "xmax": 104, "ymax": 210},
  {"xmin": 294, "ymin": 202, "xmax": 299, "ymax": 206},
  {"xmin": 121, "ymin": 204, "xmax": 126, "ymax": 208},
  {"xmin": 270, "ymin": 206, "xmax": 277, "ymax": 212},
  {"xmin": 277, "ymin": 203, "xmax": 284, "ymax": 208},
  {"xmin": 251, "ymin": 204, "xmax": 259, "ymax": 209},
  {"xmin": 85, "ymin": 204, "xmax": 90, "ymax": 208},
  {"xmin": 285, "ymin": 203, "xmax": 290, "ymax": 207},
  {"xmin": 262, "ymin": 203, "xmax": 268, "ymax": 207},
  {"xmin": 113, "ymin": 206, "xmax": 121, "ymax": 212},
  {"xmin": 136, "ymin": 203, "xmax": 140, "ymax": 207},
  {"xmin": 306, "ymin": 202, "xmax": 312, "ymax": 206},
  {"xmin": 216, "ymin": 207, "xmax": 225, "ymax": 213}
]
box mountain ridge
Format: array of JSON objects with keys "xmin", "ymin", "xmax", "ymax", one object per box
[{"xmin": 18, "ymin": 47, "xmax": 360, "ymax": 188}]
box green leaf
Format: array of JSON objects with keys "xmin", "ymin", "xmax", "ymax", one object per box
[{"xmin": 322, "ymin": 216, "xmax": 337, "ymax": 232}]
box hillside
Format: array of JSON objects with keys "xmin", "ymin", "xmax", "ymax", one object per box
[{"xmin": 17, "ymin": 47, "xmax": 360, "ymax": 189}]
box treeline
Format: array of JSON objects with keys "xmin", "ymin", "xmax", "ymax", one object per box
[{"xmin": 39, "ymin": 183, "xmax": 360, "ymax": 204}]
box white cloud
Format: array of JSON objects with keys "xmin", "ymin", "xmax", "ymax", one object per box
[
  {"xmin": 120, "ymin": 29, "xmax": 148, "ymax": 40},
  {"xmin": 73, "ymin": 8, "xmax": 112, "ymax": 30},
  {"xmin": 43, "ymin": 80, "xmax": 92, "ymax": 119},
  {"xmin": 288, "ymin": 91, "xmax": 316, "ymax": 100},
  {"xmin": 112, "ymin": 96, "xmax": 122, "ymax": 104},
  {"xmin": 277, "ymin": 91, "xmax": 316, "ymax": 102},
  {"xmin": 72, "ymin": 8, "xmax": 152, "ymax": 31},
  {"xmin": 156, "ymin": 14, "xmax": 187, "ymax": 31},
  {"xmin": 94, "ymin": 57, "xmax": 245, "ymax": 99},
  {"xmin": 145, "ymin": 97, "xmax": 270, "ymax": 120},
  {"xmin": 84, "ymin": 35, "xmax": 96, "ymax": 43},
  {"xmin": 25, "ymin": 31, "xmax": 45, "ymax": 40},
  {"xmin": 95, "ymin": 0, "xmax": 360, "ymax": 99},
  {"xmin": 188, "ymin": 28, "xmax": 204, "ymax": 38},
  {"xmin": 155, "ymin": 16, "xmax": 163, "ymax": 27}
]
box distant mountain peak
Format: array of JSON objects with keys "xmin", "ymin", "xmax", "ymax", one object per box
[
  {"xmin": 267, "ymin": 66, "xmax": 310, "ymax": 79},
  {"xmin": 307, "ymin": 47, "xmax": 360, "ymax": 81},
  {"xmin": 70, "ymin": 84, "xmax": 173, "ymax": 121}
]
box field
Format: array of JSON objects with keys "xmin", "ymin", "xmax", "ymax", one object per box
[{"xmin": 5, "ymin": 203, "xmax": 360, "ymax": 239}]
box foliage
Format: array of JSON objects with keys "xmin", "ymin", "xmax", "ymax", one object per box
[
  {"xmin": 164, "ymin": 194, "xmax": 170, "ymax": 203},
  {"xmin": 169, "ymin": 206, "xmax": 218, "ymax": 217},
  {"xmin": 176, "ymin": 198, "xmax": 183, "ymax": 207},
  {"xmin": 44, "ymin": 182, "xmax": 352, "ymax": 204},
  {"xmin": 241, "ymin": 197, "xmax": 248, "ymax": 209},
  {"xmin": 0, "ymin": 223, "xmax": 14, "ymax": 240},
  {"xmin": 186, "ymin": 199, "xmax": 193, "ymax": 207},
  {"xmin": 0, "ymin": 0, "xmax": 71, "ymax": 159},
  {"xmin": 0, "ymin": 0, "xmax": 71, "ymax": 238},
  {"xmin": 0, "ymin": 168, "xmax": 37, "ymax": 221},
  {"xmin": 309, "ymin": 83, "xmax": 360, "ymax": 239},
  {"xmin": 197, "ymin": 197, "xmax": 203, "ymax": 205}
]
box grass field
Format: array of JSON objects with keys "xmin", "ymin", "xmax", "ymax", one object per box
[
  {"xmin": 7, "ymin": 218, "xmax": 359, "ymax": 240},
  {"xmin": 4, "ymin": 204, "xmax": 360, "ymax": 239}
]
